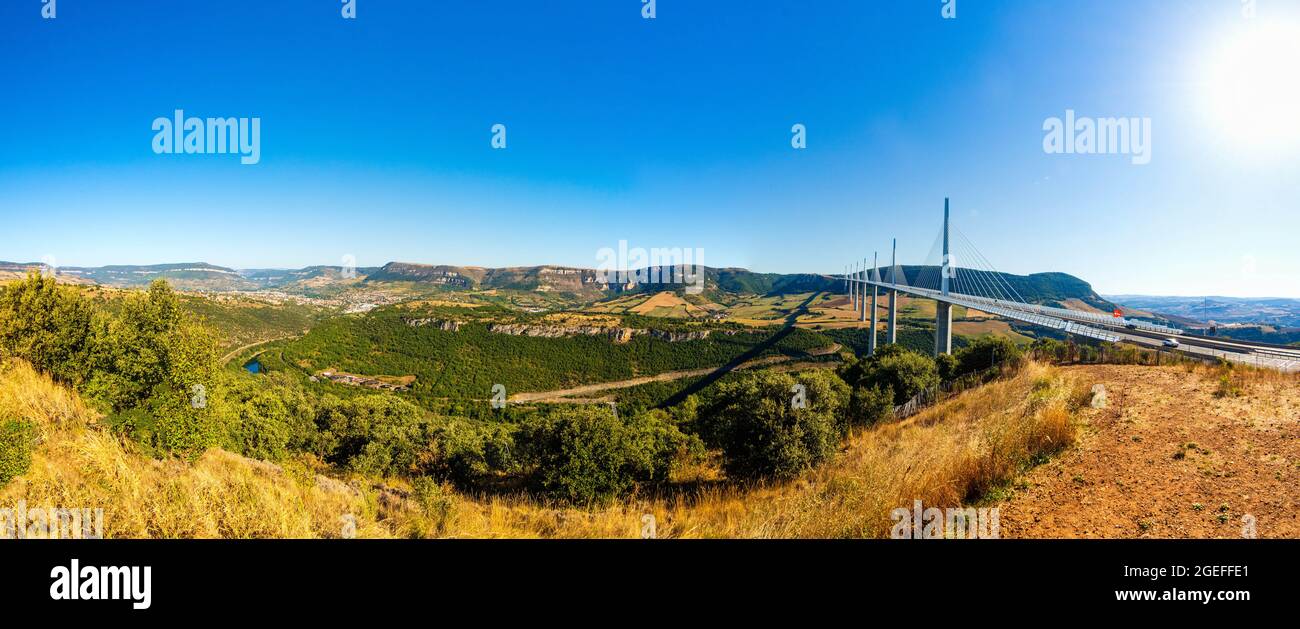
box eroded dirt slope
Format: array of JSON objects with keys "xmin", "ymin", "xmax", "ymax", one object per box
[{"xmin": 999, "ymin": 364, "xmax": 1299, "ymax": 538}]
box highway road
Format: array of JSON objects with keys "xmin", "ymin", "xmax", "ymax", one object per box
[{"xmin": 843, "ymin": 277, "xmax": 1300, "ymax": 372}]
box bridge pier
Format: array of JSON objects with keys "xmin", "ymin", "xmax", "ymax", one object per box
[
  {"xmin": 850, "ymin": 263, "xmax": 857, "ymax": 311},
  {"xmin": 936, "ymin": 198, "xmax": 953, "ymax": 356},
  {"xmin": 867, "ymin": 253, "xmax": 878, "ymax": 355},
  {"xmin": 887, "ymin": 289, "xmax": 897, "ymax": 344},
  {"xmin": 860, "ymin": 259, "xmax": 868, "ymax": 322},
  {"xmin": 935, "ymin": 302, "xmax": 952, "ymax": 356},
  {"xmin": 859, "ymin": 264, "xmax": 867, "ymax": 323},
  {"xmin": 869, "ymin": 284, "xmax": 879, "ymax": 356},
  {"xmin": 887, "ymin": 238, "xmax": 897, "ymax": 344}
]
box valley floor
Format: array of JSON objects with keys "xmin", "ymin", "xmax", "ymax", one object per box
[
  {"xmin": 998, "ymin": 364, "xmax": 1300, "ymax": 538},
  {"xmin": 511, "ymin": 349, "xmax": 839, "ymax": 403}
]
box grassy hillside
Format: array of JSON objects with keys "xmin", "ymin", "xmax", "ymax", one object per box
[
  {"xmin": 179, "ymin": 295, "xmax": 327, "ymax": 353},
  {"xmin": 0, "ymin": 359, "xmax": 446, "ymax": 538},
  {"xmin": 0, "ymin": 357, "xmax": 1087, "ymax": 538}
]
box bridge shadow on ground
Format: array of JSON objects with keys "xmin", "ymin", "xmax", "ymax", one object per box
[{"xmin": 657, "ymin": 290, "xmax": 827, "ymax": 409}]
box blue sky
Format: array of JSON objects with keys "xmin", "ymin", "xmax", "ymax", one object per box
[{"xmin": 1, "ymin": 0, "xmax": 1298, "ymax": 297}]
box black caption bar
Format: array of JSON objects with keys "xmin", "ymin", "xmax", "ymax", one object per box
[{"xmin": 1, "ymin": 539, "xmax": 1289, "ymax": 619}]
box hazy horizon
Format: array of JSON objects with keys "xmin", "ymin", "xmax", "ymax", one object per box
[{"xmin": 6, "ymin": 256, "xmax": 1300, "ymax": 302}]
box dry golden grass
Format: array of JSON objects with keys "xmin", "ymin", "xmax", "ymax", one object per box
[
  {"xmin": 0, "ymin": 359, "xmax": 403, "ymax": 538},
  {"xmin": 1, "ymin": 359, "xmax": 1082, "ymax": 539},
  {"xmin": 437, "ymin": 362, "xmax": 1082, "ymax": 538}
]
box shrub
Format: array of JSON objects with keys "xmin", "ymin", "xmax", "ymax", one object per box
[
  {"xmin": 0, "ymin": 273, "xmax": 95, "ymax": 386},
  {"xmin": 411, "ymin": 477, "xmax": 457, "ymax": 535},
  {"xmin": 423, "ymin": 419, "xmax": 518, "ymax": 484},
  {"xmin": 849, "ymin": 384, "xmax": 894, "ymax": 426},
  {"xmin": 146, "ymin": 386, "xmax": 224, "ymax": 457},
  {"xmin": 1214, "ymin": 372, "xmax": 1243, "ymax": 398},
  {"xmin": 844, "ymin": 345, "xmax": 939, "ymax": 405},
  {"xmin": 518, "ymin": 406, "xmax": 699, "ymax": 504},
  {"xmin": 0, "ymin": 417, "xmax": 34, "ymax": 486},
  {"xmin": 318, "ymin": 395, "xmax": 433, "ymax": 477},
  {"xmin": 106, "ymin": 384, "xmax": 225, "ymax": 458},
  {"xmin": 699, "ymin": 370, "xmax": 849, "ymax": 481},
  {"xmin": 229, "ymin": 390, "xmax": 294, "ymax": 461},
  {"xmin": 952, "ymin": 336, "xmax": 1023, "ymax": 379},
  {"xmin": 935, "ymin": 353, "xmax": 958, "ymax": 382}
]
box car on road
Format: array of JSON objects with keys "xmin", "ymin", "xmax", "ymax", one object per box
[
  {"xmin": 1125, "ymin": 323, "xmax": 1138, "ymax": 330},
  {"xmin": 1162, "ymin": 338, "xmax": 1180, "ymax": 348}
]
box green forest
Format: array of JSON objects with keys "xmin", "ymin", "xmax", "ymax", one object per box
[{"xmin": 255, "ymin": 309, "xmax": 834, "ymax": 406}]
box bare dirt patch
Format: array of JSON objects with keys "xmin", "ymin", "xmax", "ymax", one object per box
[{"xmin": 997, "ymin": 364, "xmax": 1300, "ymax": 538}]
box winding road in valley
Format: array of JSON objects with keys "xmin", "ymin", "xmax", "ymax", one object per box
[
  {"xmin": 509, "ymin": 344, "xmax": 840, "ymax": 403},
  {"xmin": 220, "ymin": 334, "xmax": 301, "ymax": 365}
]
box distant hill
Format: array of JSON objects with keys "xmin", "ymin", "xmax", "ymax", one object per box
[
  {"xmin": 1106, "ymin": 294, "xmax": 1300, "ymax": 327},
  {"xmin": 361, "ymin": 262, "xmax": 839, "ymax": 298},
  {"xmin": 884, "ymin": 265, "xmax": 1117, "ymax": 311},
  {"xmin": 240, "ymin": 265, "xmax": 382, "ymax": 288},
  {"xmin": 1, "ymin": 261, "xmax": 254, "ymax": 291},
  {"xmin": 2, "ymin": 259, "xmax": 1114, "ymax": 310},
  {"xmin": 0, "ymin": 261, "xmax": 386, "ymax": 293}
]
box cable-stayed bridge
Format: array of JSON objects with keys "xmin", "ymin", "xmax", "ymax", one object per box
[{"xmin": 837, "ymin": 199, "xmax": 1300, "ymax": 373}]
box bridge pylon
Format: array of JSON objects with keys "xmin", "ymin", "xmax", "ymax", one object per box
[
  {"xmin": 935, "ymin": 198, "xmax": 953, "ymax": 356},
  {"xmin": 851, "ymin": 261, "xmax": 858, "ymax": 311},
  {"xmin": 887, "ymin": 238, "xmax": 898, "ymax": 344},
  {"xmin": 868, "ymin": 252, "xmax": 879, "ymax": 356},
  {"xmin": 859, "ymin": 258, "xmax": 868, "ymax": 322}
]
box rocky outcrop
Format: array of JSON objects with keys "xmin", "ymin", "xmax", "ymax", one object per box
[
  {"xmin": 405, "ymin": 318, "xmax": 462, "ymax": 331},
  {"xmin": 648, "ymin": 329, "xmax": 711, "ymax": 342},
  {"xmin": 407, "ymin": 319, "xmax": 716, "ymax": 344},
  {"xmin": 487, "ymin": 323, "xmax": 641, "ymax": 343}
]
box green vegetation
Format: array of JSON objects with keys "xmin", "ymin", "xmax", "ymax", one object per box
[
  {"xmin": 258, "ymin": 309, "xmax": 833, "ymax": 407},
  {"xmin": 698, "ymin": 370, "xmax": 850, "ymax": 480},
  {"xmin": 840, "ymin": 345, "xmax": 941, "ymax": 406},
  {"xmin": 951, "ymin": 337, "xmax": 1025, "ymax": 380},
  {"xmin": 0, "ymin": 273, "xmax": 221, "ymax": 455},
  {"xmin": 820, "ymin": 327, "xmax": 934, "ymax": 356},
  {"xmin": 518, "ymin": 406, "xmax": 701, "ymax": 503},
  {"xmin": 0, "ymin": 271, "xmax": 1053, "ymax": 510},
  {"xmin": 1028, "ymin": 337, "xmax": 1187, "ymax": 367},
  {"xmin": 175, "ymin": 295, "xmax": 324, "ymax": 353},
  {"xmin": 1210, "ymin": 326, "xmax": 1300, "ymax": 346},
  {"xmin": 0, "ymin": 272, "xmax": 97, "ymax": 385},
  {"xmin": 0, "ymin": 416, "xmax": 33, "ymax": 486}
]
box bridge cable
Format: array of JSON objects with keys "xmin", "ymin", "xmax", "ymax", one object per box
[
  {"xmin": 957, "ymin": 228, "xmax": 1030, "ymax": 305},
  {"xmin": 955, "ymin": 235, "xmax": 1006, "ymax": 303}
]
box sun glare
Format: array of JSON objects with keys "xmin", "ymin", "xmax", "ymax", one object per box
[{"xmin": 1201, "ymin": 19, "xmax": 1300, "ymax": 153}]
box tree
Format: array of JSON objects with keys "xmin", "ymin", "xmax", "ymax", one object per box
[
  {"xmin": 844, "ymin": 345, "xmax": 940, "ymax": 406},
  {"xmin": 699, "ymin": 370, "xmax": 849, "ymax": 481},
  {"xmin": 318, "ymin": 394, "xmax": 432, "ymax": 477},
  {"xmin": 518, "ymin": 406, "xmax": 699, "ymax": 503},
  {"xmin": 422, "ymin": 418, "xmax": 518, "ymax": 485},
  {"xmin": 849, "ymin": 383, "xmax": 894, "ymax": 426},
  {"xmin": 82, "ymin": 281, "xmax": 223, "ymax": 455},
  {"xmin": 952, "ymin": 336, "xmax": 1023, "ymax": 379},
  {"xmin": 0, "ymin": 273, "xmax": 94, "ymax": 385}
]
